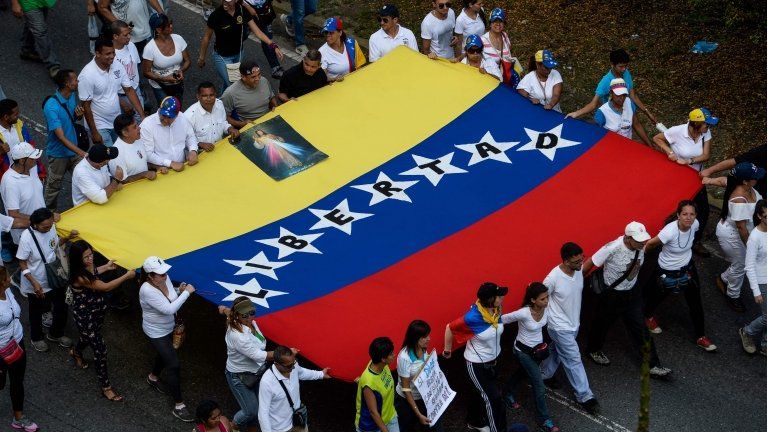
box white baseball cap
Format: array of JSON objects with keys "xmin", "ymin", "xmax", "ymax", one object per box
[
  {"xmin": 142, "ymin": 256, "xmax": 171, "ymax": 274},
  {"xmin": 625, "ymin": 221, "xmax": 651, "ymax": 242},
  {"xmin": 609, "ymin": 78, "xmax": 629, "ymax": 96},
  {"xmin": 10, "ymin": 142, "xmax": 42, "ymax": 161}
]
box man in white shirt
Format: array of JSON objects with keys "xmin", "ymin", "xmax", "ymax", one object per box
[
  {"xmin": 79, "ymin": 37, "xmax": 145, "ymax": 147},
  {"xmin": 72, "ymin": 144, "xmax": 121, "ymax": 206},
  {"xmin": 368, "ymin": 5, "xmax": 417, "ymax": 62},
  {"xmin": 141, "ymin": 96, "xmax": 199, "ymax": 172},
  {"xmin": 0, "ymin": 143, "xmax": 49, "ymax": 247},
  {"xmin": 184, "ymin": 82, "xmax": 239, "ymax": 152},
  {"xmin": 98, "ymin": 0, "xmax": 165, "ymax": 53},
  {"xmin": 582, "ymin": 222, "xmax": 671, "ymax": 379},
  {"xmin": 110, "ymin": 113, "xmax": 156, "ymax": 183},
  {"xmin": 110, "ymin": 20, "xmax": 144, "ymax": 120},
  {"xmin": 539, "ymin": 242, "xmax": 600, "ymax": 415},
  {"xmin": 258, "ymin": 345, "xmax": 330, "ymax": 432},
  {"xmin": 420, "ymin": 0, "xmax": 458, "ymax": 60}
]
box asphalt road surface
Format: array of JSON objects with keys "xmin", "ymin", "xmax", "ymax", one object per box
[{"xmin": 0, "ymin": 2, "xmax": 765, "ymax": 431}]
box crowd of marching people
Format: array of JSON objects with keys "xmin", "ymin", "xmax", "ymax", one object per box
[{"xmin": 0, "ymin": 0, "xmax": 766, "ymax": 431}]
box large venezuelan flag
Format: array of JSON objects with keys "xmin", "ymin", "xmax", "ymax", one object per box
[{"xmin": 58, "ymin": 47, "xmax": 700, "ymax": 381}]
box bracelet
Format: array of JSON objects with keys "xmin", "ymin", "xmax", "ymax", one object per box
[
  {"xmin": 269, "ymin": 42, "xmax": 279, "ymax": 50},
  {"xmin": 689, "ymin": 158, "xmax": 695, "ymax": 165},
  {"xmin": 21, "ymin": 269, "xmax": 31, "ymax": 277}
]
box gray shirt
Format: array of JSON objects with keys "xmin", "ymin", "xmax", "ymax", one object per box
[{"xmin": 221, "ymin": 78, "xmax": 274, "ymax": 121}]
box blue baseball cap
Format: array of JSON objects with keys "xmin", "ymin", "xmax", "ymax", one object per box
[
  {"xmin": 535, "ymin": 49, "xmax": 558, "ymax": 69},
  {"xmin": 731, "ymin": 162, "xmax": 766, "ymax": 181},
  {"xmin": 158, "ymin": 96, "xmax": 180, "ymax": 119},
  {"xmin": 465, "ymin": 34, "xmax": 483, "ymax": 51},
  {"xmin": 489, "ymin": 8, "xmax": 506, "ymax": 22},
  {"xmin": 322, "ymin": 17, "xmax": 342, "ymax": 33}
]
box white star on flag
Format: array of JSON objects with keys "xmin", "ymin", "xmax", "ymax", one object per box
[
  {"xmin": 256, "ymin": 227, "xmax": 323, "ymax": 259},
  {"xmin": 308, "ymin": 199, "xmax": 373, "ymax": 235},
  {"xmin": 400, "ymin": 152, "xmax": 467, "ymax": 186},
  {"xmin": 223, "ymin": 251, "xmax": 291, "ymax": 279},
  {"xmin": 215, "ymin": 278, "xmax": 287, "ymax": 307},
  {"xmin": 516, "ymin": 124, "xmax": 581, "ymax": 161},
  {"xmin": 455, "ymin": 131, "xmax": 519, "ymax": 166},
  {"xmin": 351, "ymin": 172, "xmax": 419, "ymax": 206}
]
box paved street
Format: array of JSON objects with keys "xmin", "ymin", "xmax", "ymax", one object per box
[{"xmin": 0, "ymin": 2, "xmax": 765, "ymax": 431}]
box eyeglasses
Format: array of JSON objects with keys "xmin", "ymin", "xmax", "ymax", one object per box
[
  {"xmin": 467, "ymin": 48, "xmax": 482, "ymax": 54},
  {"xmin": 377, "ymin": 16, "xmax": 391, "ymax": 23},
  {"xmin": 278, "ymin": 360, "xmax": 297, "ymax": 370},
  {"xmin": 437, "ymin": 2, "xmax": 452, "ymax": 9}
]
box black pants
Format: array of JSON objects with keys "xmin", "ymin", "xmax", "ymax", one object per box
[
  {"xmin": 587, "ymin": 287, "xmax": 661, "ymax": 368},
  {"xmin": 643, "ymin": 261, "xmax": 706, "ymax": 338},
  {"xmin": 27, "ymin": 287, "xmax": 67, "ymax": 341},
  {"xmin": 0, "ymin": 342, "xmax": 26, "ymax": 412},
  {"xmin": 149, "ymin": 333, "xmax": 182, "ymax": 402},
  {"xmin": 395, "ymin": 393, "xmax": 445, "ymax": 431},
  {"xmin": 693, "ymin": 187, "xmax": 710, "ymax": 244},
  {"xmin": 465, "ymin": 361, "xmax": 506, "ymax": 432}
]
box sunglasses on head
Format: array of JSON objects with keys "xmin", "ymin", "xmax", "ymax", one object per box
[
  {"xmin": 238, "ymin": 310, "xmax": 256, "ymax": 318},
  {"xmin": 437, "ymin": 2, "xmax": 452, "ymax": 9}
]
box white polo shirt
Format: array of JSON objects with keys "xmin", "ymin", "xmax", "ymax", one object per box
[
  {"xmin": 184, "ymin": 100, "xmax": 229, "ymax": 144},
  {"xmin": 518, "ymin": 70, "xmax": 563, "ymax": 112},
  {"xmin": 543, "ymin": 265, "xmax": 583, "ymax": 332},
  {"xmin": 368, "ymin": 25, "xmax": 418, "ymax": 62},
  {"xmin": 0, "ymin": 169, "xmax": 45, "ymax": 244},
  {"xmin": 663, "ymin": 123, "xmax": 712, "ymax": 172},
  {"xmin": 72, "ymin": 158, "xmax": 111, "ymax": 205},
  {"xmin": 78, "ymin": 58, "xmax": 132, "ymax": 130},
  {"xmin": 140, "ymin": 112, "xmax": 199, "ymax": 167},
  {"xmin": 16, "ymin": 226, "xmax": 59, "ymax": 295},
  {"xmin": 109, "ymin": 138, "xmax": 149, "ymax": 178},
  {"xmin": 114, "ymin": 42, "xmax": 142, "ymax": 94},
  {"xmin": 258, "ymin": 364, "xmax": 324, "ymax": 432},
  {"xmin": 421, "ymin": 9, "xmax": 456, "ymax": 60}
]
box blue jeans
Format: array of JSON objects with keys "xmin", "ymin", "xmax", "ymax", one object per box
[
  {"xmin": 540, "ymin": 328, "xmax": 594, "ymax": 403},
  {"xmin": 212, "ymin": 50, "xmax": 243, "ymax": 94},
  {"xmin": 507, "ymin": 348, "xmax": 550, "ymax": 425},
  {"xmin": 97, "ymin": 128, "xmax": 117, "ymax": 147},
  {"xmin": 356, "ymin": 417, "xmax": 400, "ymax": 432},
  {"xmin": 287, "ymin": 0, "xmax": 317, "ymax": 46},
  {"xmin": 225, "ymin": 370, "xmax": 260, "ymax": 428},
  {"xmin": 21, "ymin": 7, "xmax": 60, "ymax": 70},
  {"xmin": 119, "ymin": 89, "xmax": 145, "ymax": 124},
  {"xmin": 252, "ymin": 22, "xmax": 279, "ymax": 69},
  {"xmin": 745, "ymin": 283, "xmax": 767, "ymax": 350}
]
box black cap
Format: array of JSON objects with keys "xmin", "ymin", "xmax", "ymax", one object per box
[
  {"xmin": 88, "ymin": 144, "xmax": 119, "ymax": 163},
  {"xmin": 379, "ymin": 4, "xmax": 398, "ymax": 18},
  {"xmin": 477, "ymin": 282, "xmax": 508, "ymax": 301},
  {"xmin": 239, "ymin": 59, "xmax": 260, "ymax": 76}
]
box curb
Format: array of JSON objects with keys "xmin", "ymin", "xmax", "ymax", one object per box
[{"xmin": 271, "ymin": 2, "xmax": 370, "ymax": 51}]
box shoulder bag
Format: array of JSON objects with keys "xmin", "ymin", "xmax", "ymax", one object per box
[
  {"xmin": 28, "ymin": 228, "xmax": 69, "ymax": 291},
  {"xmin": 225, "ymin": 6, "xmax": 246, "ymax": 83},
  {"xmin": 44, "ymin": 94, "xmax": 90, "ymax": 152},
  {"xmin": 272, "ymin": 368, "xmax": 308, "ymax": 427},
  {"xmin": 590, "ymin": 249, "xmax": 640, "ymax": 294}
]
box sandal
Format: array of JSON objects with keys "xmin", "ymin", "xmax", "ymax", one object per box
[
  {"xmin": 69, "ymin": 348, "xmax": 89, "ymax": 369},
  {"xmin": 102, "ymin": 387, "xmax": 124, "ymax": 402}
]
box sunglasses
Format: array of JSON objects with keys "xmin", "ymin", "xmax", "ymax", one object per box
[
  {"xmin": 467, "ymin": 47, "xmax": 482, "ymax": 54},
  {"xmin": 238, "ymin": 310, "xmax": 256, "ymax": 318},
  {"xmin": 377, "ymin": 16, "xmax": 391, "ymax": 23},
  {"xmin": 278, "ymin": 360, "xmax": 297, "ymax": 370},
  {"xmin": 437, "ymin": 2, "xmax": 452, "ymax": 9}
]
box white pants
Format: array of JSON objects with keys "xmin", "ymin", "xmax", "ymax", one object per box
[{"xmin": 716, "ymin": 221, "xmax": 747, "ymax": 298}]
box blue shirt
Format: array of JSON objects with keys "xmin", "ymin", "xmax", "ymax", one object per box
[
  {"xmin": 43, "ymin": 91, "xmax": 78, "ymax": 158},
  {"xmin": 595, "ymin": 69, "xmax": 634, "ymax": 103}
]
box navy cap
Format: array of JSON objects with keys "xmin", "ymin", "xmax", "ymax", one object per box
[
  {"xmin": 732, "ymin": 162, "xmax": 766, "ymax": 181},
  {"xmin": 379, "ymin": 4, "xmax": 399, "ymax": 18}
]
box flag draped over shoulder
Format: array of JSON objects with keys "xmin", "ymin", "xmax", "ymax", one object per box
[{"xmin": 57, "ymin": 47, "xmax": 701, "ymax": 381}]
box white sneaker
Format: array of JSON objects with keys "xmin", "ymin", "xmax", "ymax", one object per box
[
  {"xmin": 649, "ymin": 366, "xmax": 672, "ymax": 378},
  {"xmin": 467, "ymin": 425, "xmax": 490, "ymax": 432},
  {"xmin": 31, "ymin": 340, "xmax": 49, "ymax": 352},
  {"xmin": 295, "ymin": 44, "xmax": 309, "ymax": 56},
  {"xmin": 280, "ymin": 14, "xmax": 295, "ymax": 37},
  {"xmin": 46, "ymin": 334, "xmax": 73, "ymax": 348},
  {"xmin": 42, "ymin": 311, "xmax": 52, "ymax": 328}
]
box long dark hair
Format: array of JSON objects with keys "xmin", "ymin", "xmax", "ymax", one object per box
[
  {"xmin": 521, "ymin": 282, "xmax": 548, "ymax": 308},
  {"xmin": 719, "ymin": 174, "xmax": 750, "ymax": 222},
  {"xmin": 527, "ymin": 55, "xmax": 538, "ymax": 74},
  {"xmin": 68, "ymin": 240, "xmax": 96, "ymax": 284},
  {"xmin": 754, "ymin": 200, "xmax": 766, "ymax": 228},
  {"xmin": 401, "ymin": 319, "xmax": 431, "ymax": 352},
  {"xmin": 664, "ymin": 199, "xmax": 697, "ymax": 225}
]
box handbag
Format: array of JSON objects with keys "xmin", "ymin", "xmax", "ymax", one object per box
[
  {"xmin": 590, "ymin": 250, "xmax": 640, "ymax": 294},
  {"xmin": 0, "ymin": 338, "xmax": 24, "ymax": 365},
  {"xmin": 515, "ymin": 340, "xmax": 549, "ymax": 362},
  {"xmin": 166, "ymin": 284, "xmax": 186, "ymax": 349},
  {"xmin": 238, "ymin": 361, "xmax": 270, "ymax": 389},
  {"xmin": 272, "ymin": 368, "xmax": 308, "ymax": 427},
  {"xmin": 28, "ymin": 228, "xmax": 69, "ymax": 291}
]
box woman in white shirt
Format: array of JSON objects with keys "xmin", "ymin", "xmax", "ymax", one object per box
[
  {"xmin": 517, "ymin": 50, "xmax": 563, "ymax": 112},
  {"xmin": 480, "ymin": 8, "xmax": 522, "ymax": 87},
  {"xmin": 0, "ymin": 266, "xmax": 39, "ymax": 432},
  {"xmin": 139, "ymin": 255, "xmax": 195, "ymax": 422},
  {"xmin": 394, "ymin": 320, "xmax": 444, "ymax": 431},
  {"xmin": 715, "ymin": 163, "xmax": 764, "ymax": 312},
  {"xmin": 740, "ymin": 200, "xmax": 767, "ymax": 354},
  {"xmin": 318, "ymin": 17, "xmax": 366, "ymax": 81},
  {"xmin": 502, "ymin": 282, "xmax": 559, "ymax": 432},
  {"xmin": 454, "ymin": 0, "xmax": 486, "ymax": 52},
  {"xmin": 17, "ymin": 208, "xmax": 76, "ymax": 353},
  {"xmin": 642, "ymin": 200, "xmax": 717, "ymax": 352},
  {"xmin": 461, "ymin": 34, "xmax": 501, "ymax": 81},
  {"xmin": 142, "ymin": 13, "xmax": 191, "ymax": 105}
]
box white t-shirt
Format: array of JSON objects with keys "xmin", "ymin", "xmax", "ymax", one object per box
[
  {"xmin": 114, "ymin": 42, "xmax": 142, "ymax": 94},
  {"xmin": 395, "ymin": 348, "xmax": 428, "ymax": 400},
  {"xmin": 454, "ymin": 9, "xmax": 486, "ymax": 53},
  {"xmin": 0, "ymin": 169, "xmax": 45, "ymax": 244},
  {"xmin": 657, "ymin": 219, "xmax": 699, "ymax": 270},
  {"xmin": 421, "ymin": 9, "xmax": 456, "ymax": 60},
  {"xmin": 139, "ymin": 279, "xmax": 190, "ymax": 339},
  {"xmin": 663, "ymin": 123, "xmax": 712, "ymax": 172},
  {"xmin": 78, "ymin": 58, "xmax": 132, "ymax": 130},
  {"xmin": 109, "ymin": 0, "xmax": 153, "ymax": 42},
  {"xmin": 591, "ymin": 236, "xmax": 645, "ymax": 291},
  {"xmin": 517, "ymin": 70, "xmax": 563, "ymax": 112},
  {"xmin": 368, "ymin": 26, "xmax": 418, "ymax": 62},
  {"xmin": 543, "ymin": 265, "xmax": 583, "ymax": 332},
  {"xmin": 745, "ymin": 227, "xmax": 767, "ymax": 295},
  {"xmin": 142, "ymin": 34, "xmax": 188, "ymax": 89},
  {"xmin": 225, "ymin": 320, "xmax": 268, "ymax": 373},
  {"xmin": 0, "ymin": 288, "xmax": 23, "ymax": 345},
  {"xmin": 318, "ymin": 43, "xmax": 352, "ymax": 80},
  {"xmin": 0, "ymin": 124, "xmax": 21, "ymax": 149},
  {"xmin": 16, "ymin": 226, "xmax": 59, "ymax": 295},
  {"xmin": 71, "ymin": 158, "xmax": 111, "ymax": 205},
  {"xmin": 461, "ymin": 56, "xmax": 502, "ymax": 80},
  {"xmin": 0, "ymin": 213, "xmax": 13, "ymax": 234},
  {"xmin": 501, "ymin": 307, "xmax": 548, "ymax": 348},
  {"xmin": 109, "ymin": 138, "xmax": 149, "ymax": 178},
  {"xmin": 184, "ymin": 100, "xmax": 229, "ymax": 144}
]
